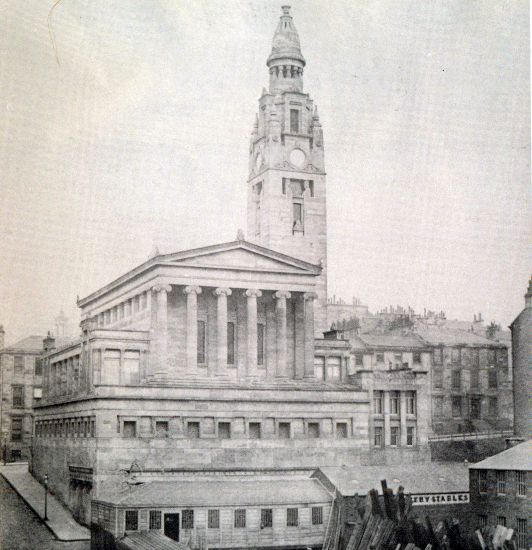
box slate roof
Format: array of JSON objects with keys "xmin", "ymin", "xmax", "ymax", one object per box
[
  {"xmin": 316, "ymin": 463, "xmax": 469, "ymax": 496},
  {"xmin": 2, "ymin": 335, "xmax": 44, "ymax": 353},
  {"xmin": 96, "ymin": 478, "xmax": 332, "ymax": 508},
  {"xmin": 469, "ymin": 440, "xmax": 531, "ymax": 471}
]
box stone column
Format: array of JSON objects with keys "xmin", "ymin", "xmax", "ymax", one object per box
[
  {"xmin": 275, "ymin": 291, "xmax": 291, "ymax": 378},
  {"xmin": 400, "ymin": 391, "xmax": 407, "ymax": 446},
  {"xmin": 152, "ymin": 284, "xmax": 172, "ymax": 377},
  {"xmin": 303, "ymin": 292, "xmax": 317, "ymax": 379},
  {"xmin": 383, "ymin": 390, "xmax": 391, "ymax": 446},
  {"xmin": 245, "ymin": 289, "xmax": 262, "ymax": 376},
  {"xmin": 214, "ymin": 288, "xmax": 232, "ymax": 374},
  {"xmin": 184, "ymin": 286, "xmax": 202, "ymax": 372}
]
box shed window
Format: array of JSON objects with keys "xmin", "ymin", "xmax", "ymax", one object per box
[
  {"xmin": 312, "ymin": 506, "xmax": 323, "ymax": 525},
  {"xmin": 125, "ymin": 510, "xmax": 138, "ymax": 531},
  {"xmin": 149, "ymin": 511, "xmax": 161, "ymax": 530},
  {"xmin": 287, "ymin": 508, "xmax": 299, "ymax": 527},
  {"xmin": 234, "ymin": 509, "xmax": 246, "ymax": 528},
  {"xmin": 208, "ymin": 509, "xmax": 219, "ymax": 529},
  {"xmin": 261, "ymin": 508, "xmax": 272, "ymax": 529},
  {"xmin": 182, "ymin": 510, "xmax": 194, "ymax": 530}
]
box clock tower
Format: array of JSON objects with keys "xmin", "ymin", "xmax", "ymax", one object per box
[{"xmin": 247, "ymin": 6, "xmax": 327, "ymax": 335}]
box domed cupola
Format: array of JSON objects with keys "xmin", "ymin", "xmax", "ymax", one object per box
[{"xmin": 267, "ymin": 6, "xmax": 306, "ymax": 93}]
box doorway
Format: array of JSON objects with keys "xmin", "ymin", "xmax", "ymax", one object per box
[{"xmin": 164, "ymin": 513, "xmax": 180, "ymax": 542}]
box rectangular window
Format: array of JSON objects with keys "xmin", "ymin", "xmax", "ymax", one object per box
[
  {"xmin": 187, "ymin": 421, "xmax": 200, "ymax": 439},
  {"xmin": 12, "ymin": 385, "xmax": 24, "ymax": 408},
  {"xmin": 413, "ymin": 352, "xmax": 422, "ymax": 364},
  {"xmin": 293, "ymin": 202, "xmax": 303, "ymax": 231},
  {"xmin": 125, "ymin": 510, "xmax": 138, "ymax": 531},
  {"xmin": 11, "ymin": 417, "xmax": 23, "ymax": 441},
  {"xmin": 354, "ymin": 353, "xmax": 365, "ymax": 366},
  {"xmin": 488, "ymin": 397, "xmax": 498, "ymax": 416},
  {"xmin": 488, "ymin": 369, "xmax": 498, "ymax": 389},
  {"xmin": 390, "ymin": 391, "xmax": 400, "ymax": 415},
  {"xmin": 478, "ymin": 470, "xmax": 488, "ymax": 493},
  {"xmin": 326, "ymin": 357, "xmax": 341, "ymax": 381},
  {"xmin": 314, "ymin": 356, "xmax": 325, "ymax": 380},
  {"xmin": 374, "ymin": 426, "xmax": 383, "ymax": 447},
  {"xmin": 102, "ymin": 349, "xmax": 120, "ymax": 385},
  {"xmin": 376, "ymin": 353, "xmax": 384, "ymax": 363},
  {"xmin": 452, "ymin": 396, "xmax": 462, "ymax": 417},
  {"xmin": 312, "ymin": 506, "xmax": 323, "ymax": 525},
  {"xmin": 487, "ymin": 349, "xmax": 495, "ymax": 366},
  {"xmin": 479, "ymin": 515, "xmax": 487, "ymax": 529},
  {"xmin": 373, "ymin": 391, "xmax": 384, "ymax": 414},
  {"xmin": 14, "ymin": 355, "xmax": 24, "ymax": 369},
  {"xmin": 218, "ymin": 422, "xmax": 231, "ymax": 439},
  {"xmin": 35, "ymin": 358, "xmax": 43, "ymax": 376},
  {"xmin": 197, "ymin": 321, "xmax": 206, "ymax": 364},
  {"xmin": 279, "ymin": 422, "xmax": 291, "ymax": 439},
  {"xmin": 208, "ymin": 509, "xmax": 220, "ymax": 529},
  {"xmin": 496, "ymin": 348, "xmax": 507, "ymax": 366},
  {"xmin": 406, "ymin": 391, "xmax": 416, "ymax": 415},
  {"xmin": 517, "ymin": 471, "xmax": 526, "ymax": 496},
  {"xmin": 149, "ymin": 510, "xmax": 161, "ymax": 530},
  {"xmin": 155, "ymin": 421, "xmax": 169, "ymax": 438},
  {"xmin": 123, "ymin": 350, "xmax": 140, "ymax": 385},
  {"xmin": 433, "ymin": 370, "xmax": 443, "ymax": 389},
  {"xmin": 470, "ymin": 397, "xmax": 481, "ymax": 419},
  {"xmin": 261, "ymin": 508, "xmax": 272, "ymax": 529},
  {"xmin": 452, "ymin": 369, "xmax": 461, "ymax": 390},
  {"xmin": 517, "ymin": 519, "xmax": 527, "ymax": 549},
  {"xmin": 471, "ymin": 369, "xmax": 480, "ymax": 389},
  {"xmin": 249, "ymin": 422, "xmax": 261, "ymax": 439},
  {"xmin": 472, "ymin": 349, "xmax": 480, "ymax": 367},
  {"xmin": 406, "ymin": 426, "xmax": 415, "ymax": 446},
  {"xmin": 290, "ymin": 109, "xmax": 300, "ymax": 133},
  {"xmin": 308, "ymin": 422, "xmax": 320, "ymax": 438},
  {"xmin": 257, "ymin": 323, "xmax": 265, "ymax": 366},
  {"xmin": 451, "ymin": 348, "xmax": 461, "ymax": 365},
  {"xmin": 123, "ymin": 421, "xmax": 136, "ymax": 438},
  {"xmin": 433, "ymin": 348, "xmax": 442, "ymax": 365},
  {"xmin": 390, "ymin": 426, "xmax": 400, "ymax": 446},
  {"xmin": 287, "ymin": 508, "xmax": 299, "ymax": 527},
  {"xmin": 227, "ymin": 322, "xmax": 235, "ymax": 365},
  {"xmin": 433, "ymin": 396, "xmax": 443, "ymax": 417},
  {"xmin": 497, "ymin": 516, "xmax": 506, "ymax": 527},
  {"xmin": 182, "ymin": 510, "xmax": 194, "ymax": 530},
  {"xmin": 496, "ymin": 470, "xmax": 506, "ymax": 495},
  {"xmin": 336, "ymin": 422, "xmax": 348, "ymax": 438},
  {"xmin": 234, "ymin": 509, "xmax": 246, "ymax": 528}
]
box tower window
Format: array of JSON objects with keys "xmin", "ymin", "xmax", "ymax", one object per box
[
  {"xmin": 290, "ymin": 109, "xmax": 300, "ymax": 133},
  {"xmin": 308, "ymin": 180, "xmax": 314, "ymax": 197},
  {"xmin": 292, "ymin": 202, "xmax": 303, "ymax": 233}
]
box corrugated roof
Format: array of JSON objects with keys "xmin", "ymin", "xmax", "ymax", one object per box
[
  {"xmin": 97, "ymin": 478, "xmax": 332, "ymax": 508},
  {"xmin": 2, "ymin": 335, "xmax": 44, "ymax": 353},
  {"xmin": 469, "ymin": 440, "xmax": 531, "ymax": 471},
  {"xmin": 317, "ymin": 463, "xmax": 469, "ymax": 496}
]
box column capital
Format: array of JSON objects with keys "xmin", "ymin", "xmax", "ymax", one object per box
[
  {"xmin": 183, "ymin": 285, "xmax": 202, "ymax": 296},
  {"xmin": 244, "ymin": 289, "xmax": 262, "ymax": 298},
  {"xmin": 213, "ymin": 287, "xmax": 232, "ymax": 297},
  {"xmin": 152, "ymin": 284, "xmax": 172, "ymax": 294},
  {"xmin": 274, "ymin": 290, "xmax": 291, "ymax": 300},
  {"xmin": 303, "ymin": 291, "xmax": 318, "ymax": 301}
]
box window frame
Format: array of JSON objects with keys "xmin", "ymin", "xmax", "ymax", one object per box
[
  {"xmin": 182, "ymin": 509, "xmax": 194, "ymax": 530},
  {"xmin": 478, "ymin": 470, "xmax": 488, "ymax": 494},
  {"xmin": 208, "ymin": 509, "xmax": 220, "ymax": 529},
  {"xmin": 11, "ymin": 416, "xmax": 23, "ymax": 441},
  {"xmin": 516, "ymin": 471, "xmax": 526, "ymax": 497},
  {"xmin": 373, "ymin": 426, "xmax": 383, "ymax": 447},
  {"xmin": 311, "ymin": 506, "xmax": 323, "ymax": 526},
  {"xmin": 390, "ymin": 426, "xmax": 400, "ymax": 447},
  {"xmin": 12, "ymin": 385, "xmax": 24, "ymax": 408},
  {"xmin": 260, "ymin": 508, "xmax": 273, "ymax": 529},
  {"xmin": 234, "ymin": 509, "xmax": 246, "ymax": 529},
  {"xmin": 149, "ymin": 510, "xmax": 162, "ymax": 530},
  {"xmin": 286, "ymin": 507, "xmax": 299, "ymax": 527},
  {"xmin": 125, "ymin": 510, "xmax": 139, "ymax": 531},
  {"xmin": 496, "ymin": 470, "xmax": 506, "ymax": 495}
]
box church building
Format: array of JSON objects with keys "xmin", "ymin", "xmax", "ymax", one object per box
[{"xmin": 32, "ymin": 7, "xmax": 429, "ymax": 547}]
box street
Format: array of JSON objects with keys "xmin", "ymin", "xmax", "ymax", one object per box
[{"xmin": 0, "ymin": 475, "xmax": 90, "ymax": 550}]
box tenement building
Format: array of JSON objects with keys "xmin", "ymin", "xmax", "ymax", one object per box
[
  {"xmin": 32, "ymin": 7, "xmax": 430, "ymax": 545},
  {"xmin": 0, "ymin": 329, "xmax": 44, "ymax": 462}
]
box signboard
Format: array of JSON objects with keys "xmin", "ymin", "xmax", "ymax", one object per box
[{"xmin": 411, "ymin": 493, "xmax": 470, "ymax": 506}]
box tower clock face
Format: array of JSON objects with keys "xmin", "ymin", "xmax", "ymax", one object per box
[{"xmin": 289, "ymin": 148, "xmax": 306, "ymax": 169}]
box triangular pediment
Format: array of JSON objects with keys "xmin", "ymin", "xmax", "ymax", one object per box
[{"xmin": 161, "ymin": 240, "xmax": 320, "ymax": 275}]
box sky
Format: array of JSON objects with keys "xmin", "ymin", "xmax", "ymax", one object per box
[{"xmin": 0, "ymin": 0, "xmax": 530, "ymax": 344}]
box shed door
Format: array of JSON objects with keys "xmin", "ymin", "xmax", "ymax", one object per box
[{"xmin": 164, "ymin": 513, "xmax": 180, "ymax": 542}]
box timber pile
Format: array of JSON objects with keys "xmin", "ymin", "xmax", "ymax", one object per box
[{"xmin": 330, "ymin": 481, "xmax": 518, "ymax": 550}]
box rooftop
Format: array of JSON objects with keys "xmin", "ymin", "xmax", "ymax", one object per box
[
  {"xmin": 2, "ymin": 335, "xmax": 44, "ymax": 353},
  {"xmin": 353, "ymin": 333, "xmax": 427, "ymax": 350},
  {"xmin": 316, "ymin": 462, "xmax": 469, "ymax": 496},
  {"xmin": 470, "ymin": 440, "xmax": 531, "ymax": 471},
  {"xmin": 96, "ymin": 477, "xmax": 332, "ymax": 508},
  {"xmin": 413, "ymin": 326, "xmax": 502, "ymax": 347}
]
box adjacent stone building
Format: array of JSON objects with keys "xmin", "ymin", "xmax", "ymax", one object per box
[
  {"xmin": 0, "ymin": 330, "xmax": 44, "ymax": 462},
  {"xmin": 510, "ymin": 277, "xmax": 532, "ymax": 440},
  {"xmin": 469, "ymin": 440, "xmax": 531, "ymax": 549}
]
